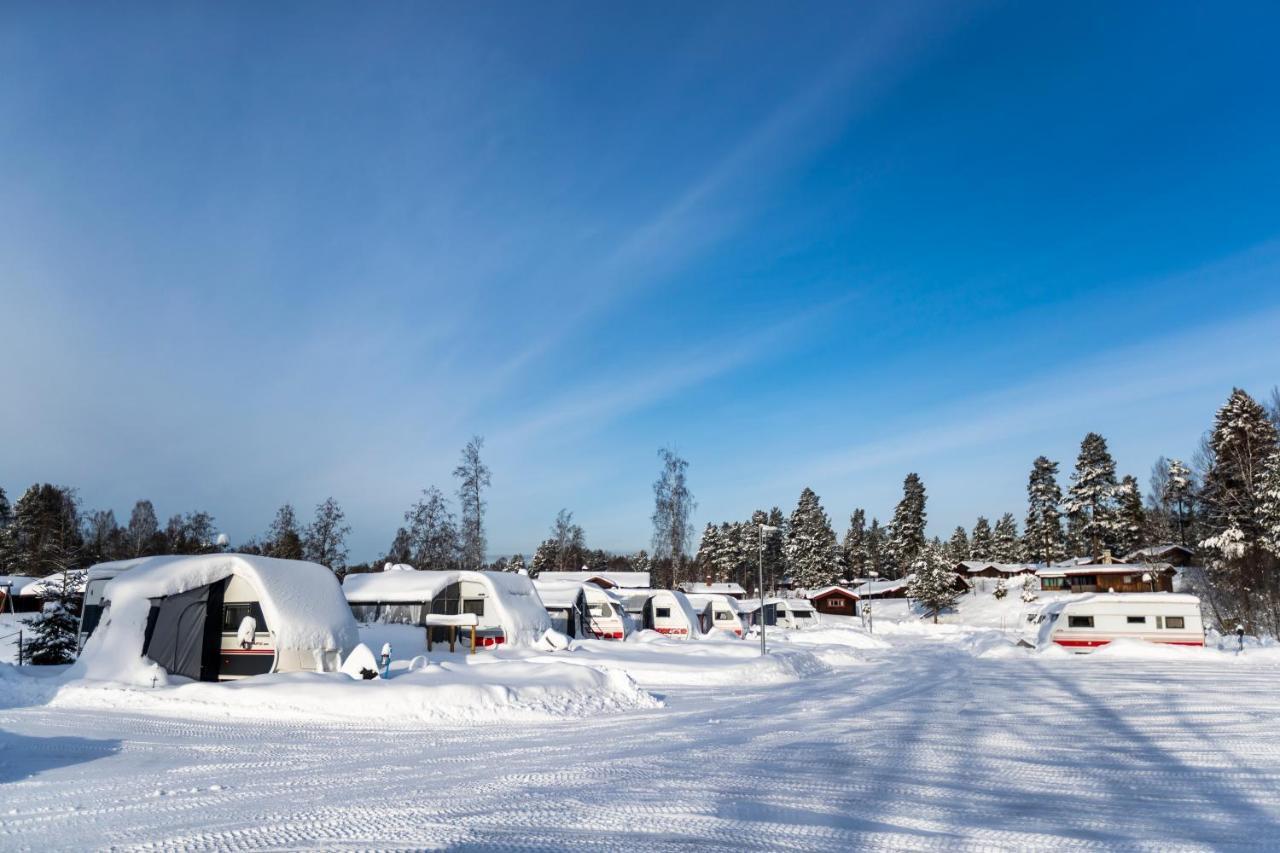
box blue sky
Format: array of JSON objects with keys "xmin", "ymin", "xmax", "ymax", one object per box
[{"xmin": 3, "ymin": 2, "xmax": 1279, "ymax": 560}]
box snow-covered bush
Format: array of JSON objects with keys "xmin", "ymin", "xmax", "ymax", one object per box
[{"xmin": 993, "ymin": 578, "xmax": 1008, "ymax": 600}]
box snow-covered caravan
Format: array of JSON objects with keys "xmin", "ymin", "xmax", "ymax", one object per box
[
  {"xmin": 73, "ymin": 554, "xmax": 358, "ymax": 684},
  {"xmin": 774, "ymin": 598, "xmax": 820, "ymax": 629},
  {"xmin": 738, "ymin": 598, "xmax": 779, "ymax": 628},
  {"xmin": 685, "ymin": 593, "xmax": 747, "ymax": 636},
  {"xmin": 78, "ymin": 558, "xmax": 150, "ymax": 651},
  {"xmin": 532, "ymin": 580, "xmax": 595, "ymax": 639},
  {"xmin": 641, "ymin": 589, "xmax": 703, "ymax": 639},
  {"xmin": 580, "ymin": 583, "xmax": 629, "ymax": 639},
  {"xmin": 344, "ymin": 568, "xmax": 551, "ymax": 649},
  {"xmin": 1034, "ymin": 593, "xmax": 1204, "ymax": 652}
]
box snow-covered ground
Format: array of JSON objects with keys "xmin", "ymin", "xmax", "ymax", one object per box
[{"xmin": 4, "ymin": 601, "xmax": 1280, "ymax": 849}]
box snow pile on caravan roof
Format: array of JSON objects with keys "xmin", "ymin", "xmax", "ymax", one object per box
[
  {"xmin": 72, "ymin": 554, "xmax": 358, "ymax": 685},
  {"xmin": 343, "ymin": 569, "xmax": 551, "ymax": 647},
  {"xmin": 532, "ymin": 580, "xmax": 586, "ymax": 609}
]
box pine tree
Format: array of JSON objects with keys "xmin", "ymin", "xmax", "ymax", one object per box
[
  {"xmin": 695, "ymin": 523, "xmax": 722, "ymax": 580},
  {"xmin": 12, "ymin": 484, "xmax": 83, "ymax": 576},
  {"xmin": 947, "ymin": 526, "xmax": 970, "ymax": 562},
  {"xmin": 508, "ymin": 553, "xmax": 528, "ymax": 574},
  {"xmin": 865, "ymin": 518, "xmax": 886, "ymax": 577},
  {"xmin": 0, "ymin": 486, "xmax": 14, "ymax": 572},
  {"xmin": 885, "ymin": 474, "xmax": 927, "ymax": 578},
  {"xmin": 992, "ymin": 513, "xmax": 1020, "ymax": 562},
  {"xmin": 386, "ymin": 527, "xmax": 413, "ymax": 565},
  {"xmin": 786, "ymin": 488, "xmax": 839, "ymax": 590},
  {"xmin": 842, "ymin": 509, "xmax": 869, "ymax": 577},
  {"xmin": 265, "ymin": 504, "xmax": 304, "ymax": 560},
  {"xmin": 1163, "ymin": 458, "xmax": 1196, "ymax": 547},
  {"xmin": 969, "ymin": 516, "xmax": 993, "ymax": 561},
  {"xmin": 530, "ymin": 539, "xmax": 558, "ymax": 577},
  {"xmin": 1114, "ymin": 475, "xmax": 1146, "ymax": 557},
  {"xmin": 1064, "ymin": 432, "xmax": 1120, "ymax": 560},
  {"xmin": 304, "ymin": 497, "xmax": 350, "ymax": 572},
  {"xmin": 23, "ymin": 571, "xmax": 82, "ymax": 665},
  {"xmin": 1025, "ymin": 456, "xmax": 1065, "ymax": 564},
  {"xmin": 993, "ymin": 578, "xmax": 1008, "ymax": 600},
  {"xmin": 905, "ymin": 545, "xmax": 959, "ymax": 623},
  {"xmin": 1200, "ymin": 388, "xmax": 1280, "ymax": 634},
  {"xmin": 453, "ymin": 436, "xmax": 491, "ymax": 571},
  {"xmin": 751, "ymin": 508, "xmax": 787, "ymax": 592},
  {"xmin": 631, "ymin": 549, "xmax": 652, "ymax": 575},
  {"xmin": 1259, "ymin": 452, "xmax": 1280, "ymax": 559}
]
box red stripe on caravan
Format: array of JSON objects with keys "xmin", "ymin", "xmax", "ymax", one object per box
[
  {"xmin": 655, "ymin": 627, "xmax": 688, "ymax": 635},
  {"xmin": 1054, "ymin": 638, "xmax": 1204, "ymax": 648}
]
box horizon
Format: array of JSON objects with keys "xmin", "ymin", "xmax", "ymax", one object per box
[{"xmin": 5, "ymin": 2, "xmax": 1280, "ymax": 561}]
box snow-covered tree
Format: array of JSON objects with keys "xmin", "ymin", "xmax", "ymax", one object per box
[
  {"xmin": 23, "ymin": 571, "xmax": 83, "ymax": 665},
  {"xmin": 630, "ymin": 549, "xmax": 651, "ymax": 575},
  {"xmin": 992, "ymin": 513, "xmax": 1020, "ymax": 562},
  {"xmin": 1020, "ymin": 573, "xmax": 1039, "ymax": 603},
  {"xmin": 0, "ymin": 486, "xmax": 14, "ymax": 572},
  {"xmin": 842, "ymin": 509, "xmax": 869, "ymax": 577},
  {"xmin": 1114, "ymin": 475, "xmax": 1146, "ymax": 557},
  {"xmin": 752, "ymin": 507, "xmax": 787, "ymax": 592},
  {"xmin": 1199, "ymin": 388, "xmax": 1280, "ymax": 635},
  {"xmin": 947, "ymin": 526, "xmax": 970, "ymax": 562},
  {"xmin": 905, "ymin": 545, "xmax": 959, "ymax": 623},
  {"xmin": 405, "ymin": 487, "xmax": 458, "ymax": 571},
  {"xmin": 12, "ymin": 484, "xmax": 83, "ymax": 577},
  {"xmin": 304, "ymin": 497, "xmax": 350, "ymax": 573},
  {"xmin": 865, "ymin": 518, "xmax": 886, "ymax": 577},
  {"xmin": 530, "ymin": 539, "xmax": 558, "ymax": 577},
  {"xmin": 453, "ymin": 435, "xmax": 491, "ymax": 571},
  {"xmin": 695, "ymin": 523, "xmax": 722, "ymax": 579},
  {"xmin": 1064, "ymin": 432, "xmax": 1119, "ymax": 560},
  {"xmin": 1163, "ymin": 458, "xmax": 1196, "ymax": 547},
  {"xmin": 508, "ymin": 553, "xmax": 527, "ymax": 574},
  {"xmin": 885, "ymin": 473, "xmax": 927, "ymax": 578},
  {"xmin": 993, "ymin": 577, "xmax": 1008, "ymax": 600},
  {"xmin": 1025, "ymin": 456, "xmax": 1065, "ymax": 564},
  {"xmin": 786, "ymin": 488, "xmax": 839, "ymax": 590},
  {"xmin": 1259, "ymin": 452, "xmax": 1280, "ymax": 559},
  {"xmin": 969, "ymin": 516, "xmax": 993, "ymax": 561}
]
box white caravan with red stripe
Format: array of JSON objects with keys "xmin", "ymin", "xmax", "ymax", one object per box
[
  {"xmin": 641, "ymin": 589, "xmax": 703, "ymax": 639},
  {"xmin": 1035, "ymin": 593, "xmax": 1204, "ymax": 652},
  {"xmin": 684, "ymin": 593, "xmax": 747, "ymax": 636}
]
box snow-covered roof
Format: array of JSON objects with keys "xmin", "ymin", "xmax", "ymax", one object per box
[
  {"xmin": 779, "ymin": 598, "xmax": 816, "ymax": 612},
  {"xmin": 677, "ymin": 582, "xmax": 746, "ymax": 596},
  {"xmin": 74, "ymin": 554, "xmax": 359, "ymax": 685},
  {"xmin": 956, "ymin": 561, "xmax": 1036, "ymax": 575},
  {"xmin": 806, "ymin": 585, "xmax": 858, "ymax": 600},
  {"xmin": 1125, "ymin": 544, "xmax": 1194, "ymax": 559},
  {"xmin": 1037, "ymin": 563, "xmax": 1176, "ymax": 578},
  {"xmin": 86, "ymin": 558, "xmax": 152, "ymax": 583},
  {"xmin": 533, "ymin": 580, "xmax": 589, "ymax": 610},
  {"xmin": 1038, "ymin": 592, "xmax": 1201, "ymax": 615},
  {"xmin": 0, "ymin": 575, "xmax": 38, "ymax": 591},
  {"xmin": 737, "ymin": 597, "xmax": 787, "ymax": 613},
  {"xmin": 684, "ymin": 592, "xmax": 743, "ymax": 612},
  {"xmin": 14, "ymin": 570, "xmax": 88, "ymax": 597},
  {"xmin": 534, "ymin": 571, "xmax": 650, "ymax": 589},
  {"xmin": 344, "ymin": 569, "xmax": 552, "ymax": 646},
  {"xmin": 850, "ymin": 577, "xmax": 911, "ymax": 597}
]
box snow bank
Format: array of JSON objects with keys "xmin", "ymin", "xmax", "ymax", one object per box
[
  {"xmin": 48, "ymin": 660, "xmax": 659, "ymax": 724},
  {"xmin": 510, "ymin": 636, "xmax": 832, "ymax": 687},
  {"xmin": 71, "ymin": 554, "xmax": 359, "ymax": 685}
]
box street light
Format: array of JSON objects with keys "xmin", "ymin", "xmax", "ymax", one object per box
[
  {"xmin": 865, "ymin": 570, "xmax": 879, "ymax": 633},
  {"xmin": 757, "ymin": 524, "xmax": 778, "ymax": 656}
]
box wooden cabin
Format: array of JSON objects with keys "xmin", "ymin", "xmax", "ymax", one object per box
[
  {"xmin": 1036, "ymin": 563, "xmax": 1176, "ymax": 594},
  {"xmin": 807, "ymin": 586, "xmax": 859, "ymax": 616}
]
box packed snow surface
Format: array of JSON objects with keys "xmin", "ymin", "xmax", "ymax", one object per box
[{"xmin": 6, "ymin": 584, "xmax": 1280, "ymax": 849}]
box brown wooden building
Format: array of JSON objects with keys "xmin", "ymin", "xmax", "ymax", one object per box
[
  {"xmin": 807, "ymin": 586, "xmax": 859, "ymax": 616},
  {"xmin": 1037, "ymin": 563, "xmax": 1176, "ymax": 594}
]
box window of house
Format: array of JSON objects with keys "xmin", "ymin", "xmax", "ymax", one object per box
[
  {"xmin": 656, "ymin": 607, "xmax": 671, "ymax": 618},
  {"xmin": 826, "ymin": 598, "xmax": 846, "ymax": 608},
  {"xmin": 1165, "ymin": 616, "xmax": 1185, "ymax": 629},
  {"xmin": 1126, "ymin": 616, "xmax": 1146, "ymax": 624},
  {"xmin": 1067, "ymin": 615, "xmax": 1094, "ymax": 628},
  {"xmin": 1042, "ymin": 577, "xmax": 1066, "ymax": 589}
]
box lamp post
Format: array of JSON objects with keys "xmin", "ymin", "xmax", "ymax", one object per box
[
  {"xmin": 757, "ymin": 524, "xmax": 778, "ymax": 656},
  {"xmin": 865, "ymin": 570, "xmax": 879, "ymax": 633}
]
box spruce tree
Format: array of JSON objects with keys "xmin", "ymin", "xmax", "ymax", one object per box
[
  {"xmin": 23, "ymin": 571, "xmax": 82, "ymax": 665},
  {"xmin": 993, "ymin": 578, "xmax": 1008, "ymax": 600},
  {"xmin": 947, "ymin": 526, "xmax": 970, "ymax": 562},
  {"xmin": 406, "ymin": 487, "xmax": 459, "ymax": 571},
  {"xmin": 0, "ymin": 486, "xmax": 13, "ymax": 572},
  {"xmin": 786, "ymin": 488, "xmax": 839, "ymax": 590},
  {"xmin": 386, "ymin": 527, "xmax": 413, "ymax": 565},
  {"xmin": 631, "ymin": 549, "xmax": 652, "ymax": 575},
  {"xmin": 530, "ymin": 539, "xmax": 558, "ymax": 577},
  {"xmin": 1163, "ymin": 458, "xmax": 1196, "ymax": 546},
  {"xmin": 508, "ymin": 553, "xmax": 528, "ymax": 574},
  {"xmin": 1025, "ymin": 456, "xmax": 1065, "ymax": 564},
  {"xmin": 1064, "ymin": 432, "xmax": 1120, "ymax": 560},
  {"xmin": 842, "ymin": 509, "xmax": 869, "ymax": 577},
  {"xmin": 970, "ymin": 516, "xmax": 993, "ymax": 561},
  {"xmin": 12, "ymin": 484, "xmax": 83, "ymax": 577},
  {"xmin": 865, "ymin": 518, "xmax": 885, "ymax": 577},
  {"xmin": 1200, "ymin": 388, "xmax": 1280, "ymax": 634},
  {"xmin": 905, "ymin": 545, "xmax": 959, "ymax": 623},
  {"xmin": 992, "ymin": 513, "xmax": 1020, "ymax": 562},
  {"xmin": 1114, "ymin": 475, "xmax": 1146, "ymax": 557},
  {"xmin": 695, "ymin": 523, "xmax": 722, "ymax": 580},
  {"xmin": 885, "ymin": 474, "xmax": 927, "ymax": 578}
]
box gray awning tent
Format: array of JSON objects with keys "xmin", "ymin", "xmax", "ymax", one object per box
[{"xmin": 141, "ymin": 580, "xmax": 225, "ymax": 682}]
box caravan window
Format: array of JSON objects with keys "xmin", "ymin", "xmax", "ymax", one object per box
[
  {"xmin": 382, "ymin": 603, "xmax": 425, "ymax": 625},
  {"xmin": 1126, "ymin": 616, "xmax": 1147, "ymax": 624},
  {"xmin": 656, "ymin": 607, "xmax": 671, "ymax": 618},
  {"xmin": 1067, "ymin": 615, "xmax": 1094, "ymax": 629},
  {"xmin": 1164, "ymin": 616, "xmax": 1185, "ymax": 629},
  {"xmin": 462, "ymin": 599, "xmax": 485, "ymax": 617},
  {"xmin": 221, "ymin": 602, "xmax": 268, "ymax": 633},
  {"xmin": 588, "ymin": 603, "xmax": 609, "ymax": 617},
  {"xmin": 793, "ymin": 610, "xmax": 812, "ymax": 619},
  {"xmin": 350, "ymin": 603, "xmax": 380, "ymax": 622},
  {"xmin": 431, "ymin": 583, "xmax": 461, "ymax": 615},
  {"xmin": 548, "ymin": 609, "xmax": 570, "ymax": 634},
  {"xmin": 714, "ymin": 610, "xmax": 732, "ymax": 621}
]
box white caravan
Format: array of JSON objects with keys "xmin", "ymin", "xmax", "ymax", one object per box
[
  {"xmin": 581, "ymin": 584, "xmax": 629, "ymax": 639},
  {"xmin": 1033, "ymin": 593, "xmax": 1204, "ymax": 652},
  {"xmin": 774, "ymin": 599, "xmax": 820, "ymax": 629},
  {"xmin": 78, "ymin": 558, "xmax": 150, "ymax": 652},
  {"xmin": 685, "ymin": 593, "xmax": 747, "ymax": 636},
  {"xmin": 640, "ymin": 589, "xmax": 703, "ymax": 639}
]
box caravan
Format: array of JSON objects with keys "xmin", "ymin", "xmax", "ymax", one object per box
[
  {"xmin": 78, "ymin": 558, "xmax": 150, "ymax": 652},
  {"xmin": 684, "ymin": 593, "xmax": 747, "ymax": 636},
  {"xmin": 1033, "ymin": 593, "xmax": 1205, "ymax": 652},
  {"xmin": 74, "ymin": 554, "xmax": 358, "ymax": 684},
  {"xmin": 774, "ymin": 598, "xmax": 820, "ymax": 629},
  {"xmin": 640, "ymin": 589, "xmax": 703, "ymax": 639}
]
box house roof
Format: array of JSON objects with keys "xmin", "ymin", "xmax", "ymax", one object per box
[
  {"xmin": 677, "ymin": 581, "xmax": 746, "ymax": 595},
  {"xmin": 955, "ymin": 561, "xmax": 1036, "ymax": 575},
  {"xmin": 850, "ymin": 577, "xmax": 911, "ymax": 597},
  {"xmin": 1125, "ymin": 544, "xmax": 1195, "ymax": 559},
  {"xmin": 806, "ymin": 585, "xmax": 858, "ymax": 600},
  {"xmin": 1036, "ymin": 562, "xmax": 1176, "ymax": 578}
]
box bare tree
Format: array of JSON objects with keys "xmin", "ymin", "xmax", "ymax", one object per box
[
  {"xmin": 453, "ymin": 436, "xmax": 492, "ymax": 570},
  {"xmin": 651, "ymin": 447, "xmax": 696, "ymax": 586},
  {"xmin": 304, "ymin": 497, "xmax": 351, "ymax": 573},
  {"xmin": 405, "ymin": 487, "xmax": 458, "ymax": 570},
  {"xmin": 551, "ymin": 509, "xmax": 585, "ymax": 570}
]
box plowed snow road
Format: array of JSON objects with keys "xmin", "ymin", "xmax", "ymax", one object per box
[{"xmin": 4, "ymin": 637, "xmax": 1280, "ymax": 851}]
